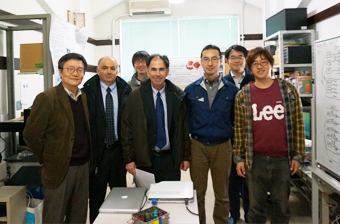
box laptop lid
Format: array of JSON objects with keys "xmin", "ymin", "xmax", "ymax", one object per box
[
  {"xmin": 99, "ymin": 187, "xmax": 147, "ymax": 214},
  {"xmin": 147, "ymin": 181, "xmax": 194, "ymax": 202}
]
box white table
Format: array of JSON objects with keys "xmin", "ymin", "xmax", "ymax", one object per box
[{"xmin": 94, "ymin": 190, "xmax": 199, "ymax": 224}]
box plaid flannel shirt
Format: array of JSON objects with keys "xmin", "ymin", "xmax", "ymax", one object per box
[{"xmin": 233, "ymin": 78, "xmax": 305, "ymax": 169}]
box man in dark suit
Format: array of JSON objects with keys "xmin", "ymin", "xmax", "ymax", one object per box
[
  {"xmin": 24, "ymin": 53, "xmax": 91, "ymax": 223},
  {"xmin": 82, "ymin": 56, "xmax": 131, "ymax": 223},
  {"xmin": 121, "ymin": 54, "xmax": 190, "ymax": 183},
  {"xmin": 224, "ymin": 45, "xmax": 254, "ymax": 91},
  {"xmin": 224, "ymin": 45, "xmax": 254, "ymax": 224}
]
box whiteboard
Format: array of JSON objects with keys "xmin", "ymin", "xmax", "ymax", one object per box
[{"xmin": 315, "ymin": 35, "xmax": 340, "ymax": 176}]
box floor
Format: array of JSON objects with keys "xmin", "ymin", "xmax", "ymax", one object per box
[{"xmin": 88, "ymin": 169, "xmax": 312, "ymax": 224}]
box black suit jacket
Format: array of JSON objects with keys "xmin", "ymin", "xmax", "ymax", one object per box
[
  {"xmin": 224, "ymin": 68, "xmax": 254, "ymax": 90},
  {"xmin": 82, "ymin": 75, "xmax": 131, "ymax": 169}
]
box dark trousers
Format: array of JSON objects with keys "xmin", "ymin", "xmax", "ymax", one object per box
[
  {"xmin": 138, "ymin": 150, "xmax": 180, "ymax": 183},
  {"xmin": 246, "ymin": 154, "xmax": 291, "ymax": 224},
  {"xmin": 89, "ymin": 145, "xmax": 127, "ymax": 223},
  {"xmin": 229, "ymin": 161, "xmax": 249, "ymax": 223},
  {"xmin": 43, "ymin": 161, "xmax": 89, "ymax": 224}
]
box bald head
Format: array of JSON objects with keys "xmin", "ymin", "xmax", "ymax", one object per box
[
  {"xmin": 96, "ymin": 56, "xmax": 119, "ymax": 86},
  {"xmin": 97, "ymin": 56, "xmax": 117, "ymax": 69}
]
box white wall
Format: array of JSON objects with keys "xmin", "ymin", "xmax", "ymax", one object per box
[
  {"xmin": 265, "ymin": 0, "xmax": 340, "ymax": 41},
  {"xmin": 307, "ymin": 0, "xmax": 340, "ymax": 41},
  {"xmin": 0, "ymin": 0, "xmax": 97, "ymax": 119},
  {"xmin": 93, "ymin": 0, "xmax": 263, "ymax": 62}
]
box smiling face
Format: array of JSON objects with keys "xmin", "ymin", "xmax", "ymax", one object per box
[
  {"xmin": 59, "ymin": 59, "xmax": 85, "ymax": 92},
  {"xmin": 97, "ymin": 57, "xmax": 118, "ymax": 86},
  {"xmin": 133, "ymin": 58, "xmax": 148, "ymax": 76},
  {"xmin": 226, "ymin": 49, "xmax": 246, "ymax": 73},
  {"xmin": 250, "ymin": 55, "xmax": 273, "ymax": 81},
  {"xmin": 201, "ymin": 48, "xmax": 222, "ymax": 81},
  {"xmin": 147, "ymin": 57, "xmax": 169, "ymax": 91}
]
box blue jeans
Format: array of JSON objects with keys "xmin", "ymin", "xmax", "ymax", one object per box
[{"xmin": 246, "ymin": 153, "xmax": 291, "ymax": 224}]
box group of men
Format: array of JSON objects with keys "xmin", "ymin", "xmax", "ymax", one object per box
[{"xmin": 23, "ymin": 43, "xmax": 305, "ymax": 224}]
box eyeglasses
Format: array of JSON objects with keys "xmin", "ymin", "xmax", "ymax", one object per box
[
  {"xmin": 134, "ymin": 59, "xmax": 146, "ymax": 65},
  {"xmin": 201, "ymin": 57, "xmax": 220, "ymax": 64},
  {"xmin": 229, "ymin": 56, "xmax": 245, "ymax": 61},
  {"xmin": 251, "ymin": 60, "xmax": 269, "ymax": 67},
  {"xmin": 63, "ymin": 67, "xmax": 85, "ymax": 74}
]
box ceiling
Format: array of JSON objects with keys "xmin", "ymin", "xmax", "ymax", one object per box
[{"xmin": 91, "ymin": 0, "xmax": 263, "ymax": 18}]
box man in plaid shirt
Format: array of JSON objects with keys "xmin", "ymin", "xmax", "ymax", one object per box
[{"xmin": 233, "ymin": 47, "xmax": 305, "ymax": 224}]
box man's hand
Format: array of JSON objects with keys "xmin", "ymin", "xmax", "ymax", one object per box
[
  {"xmin": 126, "ymin": 162, "xmax": 136, "ymax": 176},
  {"xmin": 180, "ymin": 161, "xmax": 190, "ymax": 171},
  {"xmin": 236, "ymin": 162, "xmax": 246, "ymax": 178},
  {"xmin": 290, "ymin": 159, "xmax": 301, "ymax": 175}
]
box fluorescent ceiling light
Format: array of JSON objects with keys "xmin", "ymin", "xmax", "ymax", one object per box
[{"xmin": 169, "ymin": 0, "xmax": 184, "ymax": 4}]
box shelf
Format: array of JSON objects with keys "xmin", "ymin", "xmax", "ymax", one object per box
[
  {"xmin": 274, "ymin": 64, "xmax": 312, "ymax": 69},
  {"xmin": 265, "ymin": 29, "xmax": 315, "ymax": 81},
  {"xmin": 300, "ymin": 94, "xmax": 313, "ymax": 97},
  {"xmin": 0, "ymin": 216, "xmax": 7, "ymax": 222},
  {"xmin": 265, "ymin": 29, "xmax": 314, "ymax": 41},
  {"xmin": 18, "ymin": 68, "xmax": 43, "ymax": 75}
]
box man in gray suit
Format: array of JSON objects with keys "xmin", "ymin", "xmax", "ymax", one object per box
[{"xmin": 24, "ymin": 53, "xmax": 91, "ymax": 224}]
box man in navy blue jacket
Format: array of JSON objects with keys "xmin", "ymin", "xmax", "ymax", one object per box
[
  {"xmin": 185, "ymin": 45, "xmax": 239, "ymax": 224},
  {"xmin": 224, "ymin": 45, "xmax": 254, "ymax": 224}
]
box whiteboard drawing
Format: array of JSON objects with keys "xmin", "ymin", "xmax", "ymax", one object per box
[
  {"xmin": 316, "ymin": 35, "xmax": 340, "ymax": 175},
  {"xmin": 324, "ymin": 107, "xmax": 340, "ymax": 166},
  {"xmin": 320, "ymin": 42, "xmax": 340, "ymax": 100}
]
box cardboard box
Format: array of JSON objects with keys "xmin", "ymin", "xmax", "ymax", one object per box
[
  {"xmin": 296, "ymin": 76, "xmax": 312, "ymax": 94},
  {"xmin": 20, "ymin": 43, "xmax": 43, "ymax": 73},
  {"xmin": 273, "ymin": 55, "xmax": 280, "ymax": 65}
]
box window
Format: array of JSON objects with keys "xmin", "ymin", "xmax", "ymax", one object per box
[{"xmin": 120, "ymin": 15, "xmax": 239, "ymax": 81}]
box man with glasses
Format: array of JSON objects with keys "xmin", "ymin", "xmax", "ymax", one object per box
[
  {"xmin": 185, "ymin": 45, "xmax": 239, "ymax": 224},
  {"xmin": 82, "ymin": 56, "xmax": 131, "ymax": 223},
  {"xmin": 121, "ymin": 54, "xmax": 190, "ymax": 183},
  {"xmin": 224, "ymin": 44, "xmax": 254, "ymax": 224},
  {"xmin": 128, "ymin": 50, "xmax": 150, "ymax": 89},
  {"xmin": 24, "ymin": 53, "xmax": 91, "ymax": 223},
  {"xmin": 233, "ymin": 47, "xmax": 305, "ymax": 224}
]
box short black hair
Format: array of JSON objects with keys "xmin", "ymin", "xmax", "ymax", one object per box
[
  {"xmin": 146, "ymin": 54, "xmax": 169, "ymax": 68},
  {"xmin": 58, "ymin": 53, "xmax": 87, "ymax": 71},
  {"xmin": 200, "ymin": 45, "xmax": 222, "ymax": 58},
  {"xmin": 225, "ymin": 45, "xmax": 248, "ymax": 58},
  {"xmin": 132, "ymin": 51, "xmax": 150, "ymax": 66}
]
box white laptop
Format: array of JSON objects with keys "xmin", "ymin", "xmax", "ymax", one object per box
[
  {"xmin": 147, "ymin": 181, "xmax": 194, "ymax": 203},
  {"xmin": 99, "ymin": 187, "xmax": 147, "ymax": 214}
]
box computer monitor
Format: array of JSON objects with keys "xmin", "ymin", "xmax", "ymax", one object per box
[{"xmin": 302, "ymin": 107, "xmax": 311, "ymax": 140}]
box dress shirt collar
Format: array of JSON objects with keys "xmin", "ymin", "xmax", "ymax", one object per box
[
  {"xmin": 203, "ymin": 73, "xmax": 222, "ymax": 85},
  {"xmin": 231, "ymin": 70, "xmax": 245, "ymax": 79},
  {"xmin": 100, "ymin": 80, "xmax": 116, "ymax": 91},
  {"xmin": 64, "ymin": 87, "xmax": 82, "ymax": 101},
  {"xmin": 151, "ymin": 83, "xmax": 166, "ymax": 95}
]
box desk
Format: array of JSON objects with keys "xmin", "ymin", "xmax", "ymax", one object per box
[
  {"xmin": 5, "ymin": 150, "xmax": 39, "ymax": 176},
  {"xmin": 94, "ymin": 190, "xmax": 199, "ymax": 224},
  {"xmin": 0, "ymin": 118, "xmax": 25, "ymax": 148}
]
